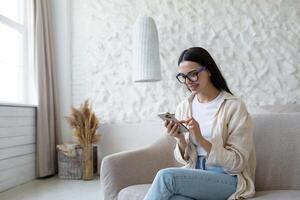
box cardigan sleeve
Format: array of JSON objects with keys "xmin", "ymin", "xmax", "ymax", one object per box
[
  {"xmin": 173, "ymin": 99, "xmax": 198, "ymax": 168},
  {"xmin": 173, "ymin": 101, "xmax": 194, "ymax": 164},
  {"xmin": 174, "ymin": 138, "xmax": 188, "ymax": 165},
  {"xmin": 206, "ymin": 100, "xmax": 254, "ymax": 174},
  {"xmin": 173, "ymin": 102, "xmax": 188, "ymax": 164}
]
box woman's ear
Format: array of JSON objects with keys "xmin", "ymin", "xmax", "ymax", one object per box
[{"xmin": 208, "ymin": 71, "xmax": 212, "ymax": 77}]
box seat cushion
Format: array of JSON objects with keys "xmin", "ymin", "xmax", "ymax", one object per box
[
  {"xmin": 118, "ymin": 184, "xmax": 300, "ymax": 200},
  {"xmin": 118, "ymin": 184, "xmax": 151, "ymax": 200},
  {"xmin": 252, "ymin": 190, "xmax": 300, "ymax": 200}
]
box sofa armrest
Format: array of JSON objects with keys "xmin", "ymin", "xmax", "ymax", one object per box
[{"xmin": 100, "ymin": 135, "xmax": 177, "ymax": 200}]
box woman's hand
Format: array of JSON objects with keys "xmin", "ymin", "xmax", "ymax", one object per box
[
  {"xmin": 164, "ymin": 120, "xmax": 185, "ymax": 140},
  {"xmin": 165, "ymin": 120, "xmax": 187, "ymax": 157},
  {"xmin": 185, "ymin": 117, "xmax": 204, "ymax": 142}
]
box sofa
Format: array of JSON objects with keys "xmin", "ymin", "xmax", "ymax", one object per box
[{"xmin": 100, "ymin": 110, "xmax": 300, "ymax": 200}]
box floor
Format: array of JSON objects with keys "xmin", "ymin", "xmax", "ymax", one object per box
[{"xmin": 0, "ymin": 175, "xmax": 103, "ymax": 200}]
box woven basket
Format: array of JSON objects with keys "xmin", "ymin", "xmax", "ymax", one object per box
[{"xmin": 57, "ymin": 145, "xmax": 82, "ymax": 179}]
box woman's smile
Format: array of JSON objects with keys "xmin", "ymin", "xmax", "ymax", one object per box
[{"xmin": 188, "ymin": 83, "xmax": 199, "ymax": 90}]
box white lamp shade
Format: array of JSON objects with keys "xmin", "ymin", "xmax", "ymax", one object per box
[{"xmin": 133, "ymin": 16, "xmax": 161, "ymax": 82}]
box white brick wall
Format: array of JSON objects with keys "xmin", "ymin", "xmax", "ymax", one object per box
[{"xmin": 72, "ymin": 0, "xmax": 300, "ymax": 123}]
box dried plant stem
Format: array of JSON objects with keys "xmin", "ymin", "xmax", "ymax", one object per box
[
  {"xmin": 82, "ymin": 145, "xmax": 93, "ymax": 180},
  {"xmin": 65, "ymin": 100, "xmax": 100, "ymax": 180}
]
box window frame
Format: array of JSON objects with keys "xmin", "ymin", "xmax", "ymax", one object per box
[{"xmin": 0, "ymin": 0, "xmax": 36, "ymax": 105}]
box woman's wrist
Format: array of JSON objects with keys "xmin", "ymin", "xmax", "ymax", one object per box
[
  {"xmin": 176, "ymin": 135, "xmax": 187, "ymax": 156},
  {"xmin": 196, "ymin": 136, "xmax": 205, "ymax": 144},
  {"xmin": 176, "ymin": 136, "xmax": 186, "ymax": 149},
  {"xmin": 175, "ymin": 134, "xmax": 185, "ymax": 142}
]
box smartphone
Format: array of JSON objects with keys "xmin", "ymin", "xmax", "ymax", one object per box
[{"xmin": 158, "ymin": 112, "xmax": 189, "ymax": 133}]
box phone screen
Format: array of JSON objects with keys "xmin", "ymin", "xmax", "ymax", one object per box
[{"xmin": 158, "ymin": 112, "xmax": 189, "ymax": 133}]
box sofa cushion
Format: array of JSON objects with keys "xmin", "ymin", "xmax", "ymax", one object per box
[
  {"xmin": 252, "ymin": 113, "xmax": 300, "ymax": 191},
  {"xmin": 259, "ymin": 104, "xmax": 300, "ymax": 113},
  {"xmin": 118, "ymin": 184, "xmax": 300, "ymax": 200},
  {"xmin": 248, "ymin": 104, "xmax": 300, "ymax": 114},
  {"xmin": 118, "ymin": 184, "xmax": 151, "ymax": 200},
  {"xmin": 252, "ymin": 190, "xmax": 300, "ymax": 200}
]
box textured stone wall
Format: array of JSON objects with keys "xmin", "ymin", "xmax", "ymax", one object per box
[{"xmin": 72, "ymin": 0, "xmax": 300, "ymax": 123}]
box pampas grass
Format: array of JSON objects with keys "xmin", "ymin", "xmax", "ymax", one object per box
[
  {"xmin": 65, "ymin": 100, "xmax": 100, "ymax": 180},
  {"xmin": 65, "ymin": 100, "xmax": 100, "ymax": 146}
]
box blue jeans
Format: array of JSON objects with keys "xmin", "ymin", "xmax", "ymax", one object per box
[{"xmin": 143, "ymin": 156, "xmax": 237, "ymax": 200}]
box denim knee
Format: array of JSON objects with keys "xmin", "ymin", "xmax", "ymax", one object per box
[
  {"xmin": 144, "ymin": 168, "xmax": 179, "ymax": 200},
  {"xmin": 156, "ymin": 168, "xmax": 177, "ymax": 179}
]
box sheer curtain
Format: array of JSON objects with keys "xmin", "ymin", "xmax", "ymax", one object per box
[{"xmin": 34, "ymin": 0, "xmax": 62, "ymax": 177}]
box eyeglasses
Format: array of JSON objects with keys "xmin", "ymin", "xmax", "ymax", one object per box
[{"xmin": 176, "ymin": 67, "xmax": 206, "ymax": 84}]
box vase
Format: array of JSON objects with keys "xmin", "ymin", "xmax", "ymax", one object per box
[{"xmin": 82, "ymin": 144, "xmax": 93, "ymax": 180}]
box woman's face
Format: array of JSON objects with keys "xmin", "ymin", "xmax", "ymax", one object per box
[{"xmin": 178, "ymin": 61, "xmax": 212, "ymax": 93}]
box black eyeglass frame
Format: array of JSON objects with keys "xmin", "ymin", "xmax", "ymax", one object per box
[{"xmin": 176, "ymin": 66, "xmax": 207, "ymax": 84}]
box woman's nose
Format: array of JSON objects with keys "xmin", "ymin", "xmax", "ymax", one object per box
[{"xmin": 185, "ymin": 78, "xmax": 193, "ymax": 84}]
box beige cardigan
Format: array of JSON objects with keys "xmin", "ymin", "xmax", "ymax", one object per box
[{"xmin": 173, "ymin": 91, "xmax": 256, "ymax": 200}]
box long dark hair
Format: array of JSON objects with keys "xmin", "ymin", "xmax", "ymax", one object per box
[{"xmin": 178, "ymin": 47, "xmax": 233, "ymax": 95}]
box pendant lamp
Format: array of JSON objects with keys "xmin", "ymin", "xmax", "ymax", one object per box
[{"xmin": 132, "ymin": 16, "xmax": 161, "ymax": 82}]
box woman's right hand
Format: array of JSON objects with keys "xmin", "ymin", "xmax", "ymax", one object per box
[{"xmin": 164, "ymin": 120, "xmax": 185, "ymax": 140}]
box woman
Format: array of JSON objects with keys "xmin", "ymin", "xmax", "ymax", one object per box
[{"xmin": 144, "ymin": 47, "xmax": 256, "ymax": 200}]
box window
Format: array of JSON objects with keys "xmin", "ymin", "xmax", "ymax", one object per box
[{"xmin": 0, "ymin": 0, "xmax": 36, "ymax": 105}]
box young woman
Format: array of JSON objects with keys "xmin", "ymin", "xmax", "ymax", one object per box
[{"xmin": 144, "ymin": 47, "xmax": 256, "ymax": 200}]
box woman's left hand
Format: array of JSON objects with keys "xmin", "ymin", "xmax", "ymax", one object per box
[{"xmin": 185, "ymin": 117, "xmax": 204, "ymax": 142}]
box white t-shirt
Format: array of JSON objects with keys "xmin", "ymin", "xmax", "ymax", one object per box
[{"xmin": 190, "ymin": 91, "xmax": 224, "ymax": 156}]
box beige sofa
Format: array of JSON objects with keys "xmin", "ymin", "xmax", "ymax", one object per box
[{"xmin": 100, "ymin": 111, "xmax": 300, "ymax": 200}]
